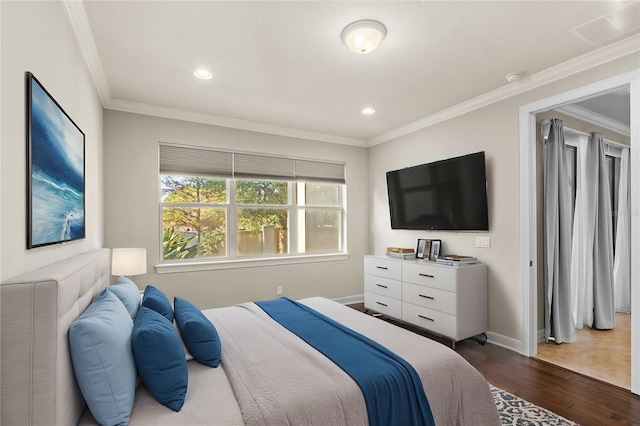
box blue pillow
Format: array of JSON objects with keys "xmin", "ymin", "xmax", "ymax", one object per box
[
  {"xmin": 132, "ymin": 307, "xmax": 188, "ymax": 411},
  {"xmin": 107, "ymin": 276, "xmax": 141, "ymax": 318},
  {"xmin": 174, "ymin": 297, "xmax": 222, "ymax": 367},
  {"xmin": 69, "ymin": 289, "xmax": 136, "ymax": 426},
  {"xmin": 141, "ymin": 285, "xmax": 173, "ymax": 322}
]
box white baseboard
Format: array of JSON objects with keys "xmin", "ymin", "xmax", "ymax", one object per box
[
  {"xmin": 333, "ymin": 293, "xmax": 364, "ymax": 305},
  {"xmin": 486, "ymin": 331, "xmax": 522, "ymax": 353}
]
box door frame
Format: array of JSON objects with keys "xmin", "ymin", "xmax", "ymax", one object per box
[{"xmin": 519, "ymin": 69, "xmax": 639, "ymax": 395}]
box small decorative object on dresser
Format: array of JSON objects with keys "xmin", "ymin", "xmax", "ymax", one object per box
[
  {"xmin": 386, "ymin": 247, "xmax": 416, "ymax": 260},
  {"xmin": 436, "ymin": 255, "xmax": 477, "ymax": 266},
  {"xmin": 416, "ymin": 239, "xmax": 431, "ymax": 259},
  {"xmin": 429, "ymin": 239, "xmax": 441, "ymax": 260}
]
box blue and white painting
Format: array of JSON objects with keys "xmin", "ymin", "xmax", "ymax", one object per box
[{"xmin": 28, "ymin": 74, "xmax": 85, "ymax": 248}]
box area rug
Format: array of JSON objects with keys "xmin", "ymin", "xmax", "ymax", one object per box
[{"xmin": 491, "ymin": 385, "xmax": 578, "ymax": 425}]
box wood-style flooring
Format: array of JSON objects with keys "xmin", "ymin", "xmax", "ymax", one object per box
[
  {"xmin": 535, "ymin": 312, "xmax": 631, "ymax": 390},
  {"xmin": 348, "ymin": 303, "xmax": 640, "ymax": 426}
]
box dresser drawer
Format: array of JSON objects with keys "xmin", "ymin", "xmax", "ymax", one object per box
[
  {"xmin": 402, "ymin": 302, "xmax": 456, "ymax": 339},
  {"xmin": 364, "ymin": 257, "xmax": 401, "ymax": 280},
  {"xmin": 365, "ymin": 275, "xmax": 402, "ymax": 299},
  {"xmin": 402, "ymin": 262, "xmax": 457, "ymax": 292},
  {"xmin": 403, "ymin": 282, "xmax": 456, "ymax": 315},
  {"xmin": 364, "ymin": 292, "xmax": 402, "ymax": 318}
]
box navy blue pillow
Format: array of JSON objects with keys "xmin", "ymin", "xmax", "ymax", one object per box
[
  {"xmin": 141, "ymin": 285, "xmax": 173, "ymax": 322},
  {"xmin": 174, "ymin": 297, "xmax": 222, "ymax": 367},
  {"xmin": 132, "ymin": 307, "xmax": 187, "ymax": 411}
]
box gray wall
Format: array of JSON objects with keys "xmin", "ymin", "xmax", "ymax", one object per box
[
  {"xmin": 369, "ymin": 54, "xmax": 639, "ymax": 344},
  {"xmin": 0, "ymin": 1, "xmax": 104, "ymax": 281},
  {"xmin": 103, "ymin": 110, "xmax": 369, "ymax": 309}
]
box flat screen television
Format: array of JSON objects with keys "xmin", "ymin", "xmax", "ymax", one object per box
[{"xmin": 386, "ymin": 151, "xmax": 489, "ymax": 231}]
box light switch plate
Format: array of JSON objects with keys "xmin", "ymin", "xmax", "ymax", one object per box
[{"xmin": 476, "ymin": 236, "xmax": 491, "ymax": 248}]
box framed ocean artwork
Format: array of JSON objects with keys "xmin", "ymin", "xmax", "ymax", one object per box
[{"xmin": 26, "ymin": 72, "xmax": 85, "ymax": 249}]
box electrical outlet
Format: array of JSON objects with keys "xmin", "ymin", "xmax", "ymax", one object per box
[
  {"xmin": 276, "ymin": 286, "xmax": 283, "ymax": 295},
  {"xmin": 476, "ymin": 236, "xmax": 491, "ymax": 248}
]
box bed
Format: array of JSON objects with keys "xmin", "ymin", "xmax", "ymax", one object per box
[{"xmin": 0, "ymin": 249, "xmax": 500, "ymax": 425}]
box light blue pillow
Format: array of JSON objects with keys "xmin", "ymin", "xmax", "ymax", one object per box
[
  {"xmin": 141, "ymin": 285, "xmax": 173, "ymax": 322},
  {"xmin": 69, "ymin": 289, "xmax": 136, "ymax": 426},
  {"xmin": 174, "ymin": 297, "xmax": 221, "ymax": 367},
  {"xmin": 107, "ymin": 276, "xmax": 141, "ymax": 318},
  {"xmin": 132, "ymin": 307, "xmax": 188, "ymax": 411}
]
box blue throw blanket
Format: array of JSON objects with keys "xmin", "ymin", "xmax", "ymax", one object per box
[{"xmin": 255, "ymin": 298, "xmax": 435, "ymax": 426}]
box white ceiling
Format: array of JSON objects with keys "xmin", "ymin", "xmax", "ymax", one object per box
[{"xmin": 71, "ymin": 1, "xmax": 640, "ymax": 146}]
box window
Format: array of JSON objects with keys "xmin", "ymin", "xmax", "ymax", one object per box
[{"xmin": 159, "ymin": 144, "xmax": 346, "ymax": 264}]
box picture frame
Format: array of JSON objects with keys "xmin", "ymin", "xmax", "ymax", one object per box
[
  {"xmin": 430, "ymin": 239, "xmax": 441, "ymax": 260},
  {"xmin": 26, "ymin": 72, "xmax": 85, "ymax": 249},
  {"xmin": 416, "ymin": 238, "xmax": 431, "ymax": 259}
]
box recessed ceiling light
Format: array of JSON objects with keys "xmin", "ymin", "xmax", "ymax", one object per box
[
  {"xmin": 505, "ymin": 72, "xmax": 522, "ymax": 83},
  {"xmin": 342, "ymin": 20, "xmax": 386, "ymax": 54},
  {"xmin": 361, "ymin": 107, "xmax": 376, "ymax": 115},
  {"xmin": 194, "ymin": 68, "xmax": 213, "ymax": 80}
]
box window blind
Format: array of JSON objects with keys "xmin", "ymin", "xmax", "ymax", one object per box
[
  {"xmin": 159, "ymin": 144, "xmax": 233, "ymax": 178},
  {"xmin": 295, "ymin": 159, "xmax": 345, "ymax": 183},
  {"xmin": 234, "ymin": 153, "xmax": 296, "ymax": 180},
  {"xmin": 160, "ymin": 144, "xmax": 345, "ymax": 184}
]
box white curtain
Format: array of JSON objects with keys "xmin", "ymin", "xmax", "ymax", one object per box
[
  {"xmin": 544, "ymin": 119, "xmax": 575, "ymax": 343},
  {"xmin": 569, "ymin": 132, "xmax": 616, "ymax": 329},
  {"xmin": 614, "ymin": 148, "xmax": 631, "ymax": 313},
  {"xmin": 591, "ymin": 132, "xmax": 615, "ymax": 329},
  {"xmin": 569, "ymin": 132, "xmax": 596, "ymax": 329}
]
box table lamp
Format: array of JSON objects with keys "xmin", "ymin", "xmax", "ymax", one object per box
[{"xmin": 111, "ymin": 248, "xmax": 147, "ymax": 278}]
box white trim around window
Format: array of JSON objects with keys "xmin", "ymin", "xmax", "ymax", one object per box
[{"xmin": 155, "ymin": 252, "xmax": 350, "ymax": 274}]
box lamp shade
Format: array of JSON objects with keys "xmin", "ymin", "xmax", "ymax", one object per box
[{"xmin": 112, "ymin": 248, "xmax": 147, "ymax": 276}]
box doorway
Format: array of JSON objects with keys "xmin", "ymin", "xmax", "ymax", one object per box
[
  {"xmin": 533, "ymin": 95, "xmax": 632, "ymax": 389},
  {"xmin": 518, "ymin": 70, "xmax": 639, "ymax": 395}
]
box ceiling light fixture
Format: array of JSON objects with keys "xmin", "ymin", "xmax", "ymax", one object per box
[
  {"xmin": 341, "ymin": 20, "xmax": 386, "ymax": 54},
  {"xmin": 361, "ymin": 107, "xmax": 376, "ymax": 115},
  {"xmin": 194, "ymin": 68, "xmax": 213, "ymax": 80},
  {"xmin": 505, "ymin": 72, "xmax": 522, "ymax": 83}
]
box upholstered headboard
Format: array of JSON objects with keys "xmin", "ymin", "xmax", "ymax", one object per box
[{"xmin": 1, "ymin": 249, "xmax": 111, "ymax": 426}]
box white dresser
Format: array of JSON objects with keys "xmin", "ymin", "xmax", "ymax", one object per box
[{"xmin": 364, "ymin": 255, "xmax": 487, "ymax": 344}]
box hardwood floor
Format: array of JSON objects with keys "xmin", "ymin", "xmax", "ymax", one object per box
[
  {"xmin": 535, "ymin": 312, "xmax": 631, "ymax": 390},
  {"xmin": 347, "ymin": 303, "xmax": 640, "ymax": 425}
]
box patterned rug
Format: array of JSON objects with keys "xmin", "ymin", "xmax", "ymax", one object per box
[{"xmin": 491, "ymin": 385, "xmax": 578, "ymax": 425}]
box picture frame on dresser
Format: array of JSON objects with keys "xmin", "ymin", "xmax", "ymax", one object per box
[
  {"xmin": 416, "ymin": 239, "xmax": 431, "ymax": 259},
  {"xmin": 430, "ymin": 239, "xmax": 441, "ymax": 260}
]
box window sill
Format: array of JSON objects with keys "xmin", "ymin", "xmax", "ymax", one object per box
[{"xmin": 155, "ymin": 253, "xmax": 350, "ymax": 274}]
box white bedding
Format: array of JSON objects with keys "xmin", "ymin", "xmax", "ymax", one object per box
[{"xmin": 80, "ymin": 296, "xmax": 499, "ymax": 425}]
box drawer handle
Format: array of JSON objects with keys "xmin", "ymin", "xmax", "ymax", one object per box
[
  {"xmin": 376, "ymin": 266, "xmax": 388, "ymax": 270},
  {"xmin": 376, "ymin": 301, "xmax": 388, "ymax": 307},
  {"xmin": 418, "ymin": 314, "xmax": 435, "ymax": 322},
  {"xmin": 376, "ymin": 284, "xmax": 388, "ymax": 289},
  {"xmin": 419, "ymin": 294, "xmax": 434, "ymax": 300},
  {"xmin": 418, "ymin": 273, "xmax": 434, "ymax": 278}
]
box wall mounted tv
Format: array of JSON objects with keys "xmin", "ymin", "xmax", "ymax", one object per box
[{"xmin": 386, "ymin": 151, "xmax": 489, "ymax": 231}]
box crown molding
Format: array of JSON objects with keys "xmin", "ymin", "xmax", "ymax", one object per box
[
  {"xmin": 61, "ymin": 0, "xmax": 111, "ymax": 106},
  {"xmin": 62, "ymin": 0, "xmax": 365, "ymax": 146},
  {"xmin": 555, "ymin": 104, "xmax": 630, "ymax": 137},
  {"xmin": 366, "ymin": 34, "xmax": 640, "ymax": 147},
  {"xmin": 107, "ymin": 98, "xmax": 367, "ymax": 147},
  {"xmin": 63, "ymin": 2, "xmax": 638, "ymax": 148}
]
